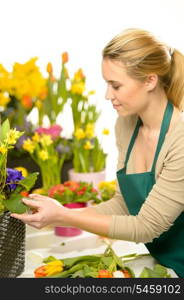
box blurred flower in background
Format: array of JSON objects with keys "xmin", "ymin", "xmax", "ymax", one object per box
[
  {"xmin": 22, "ymin": 125, "xmax": 72, "ymax": 192},
  {"xmin": 98, "ymin": 180, "xmax": 116, "ymax": 201},
  {"xmin": 72, "ymin": 124, "xmax": 109, "ymax": 173},
  {"xmin": 48, "ymin": 180, "xmax": 101, "ymax": 205},
  {"xmin": 0, "ymin": 58, "xmax": 47, "ymax": 128}
]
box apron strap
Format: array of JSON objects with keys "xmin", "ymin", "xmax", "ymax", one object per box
[
  {"xmin": 124, "ymin": 101, "xmax": 173, "ymax": 172},
  {"xmin": 124, "ymin": 117, "xmax": 142, "ymax": 168},
  {"xmin": 151, "ymin": 101, "xmax": 173, "ymax": 172}
]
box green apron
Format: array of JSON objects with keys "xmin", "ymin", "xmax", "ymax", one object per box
[{"xmin": 117, "ymin": 101, "xmax": 184, "ymax": 278}]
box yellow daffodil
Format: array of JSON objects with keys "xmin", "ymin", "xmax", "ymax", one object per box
[
  {"xmin": 32, "ymin": 132, "xmax": 41, "ymax": 143},
  {"xmin": 11, "ymin": 57, "xmax": 47, "ymax": 100},
  {"xmin": 0, "ymin": 145, "xmax": 7, "ymax": 154},
  {"xmin": 71, "ymin": 82, "xmax": 85, "ymax": 95},
  {"xmin": 35, "ymin": 100, "xmax": 43, "ymax": 110},
  {"xmin": 0, "ymin": 92, "xmax": 10, "ymax": 107},
  {"xmin": 85, "ymin": 123, "xmax": 95, "ymax": 138},
  {"xmin": 74, "ymin": 128, "xmax": 85, "ymax": 140},
  {"xmin": 40, "ymin": 134, "xmax": 53, "ymax": 147},
  {"xmin": 102, "ymin": 128, "xmax": 110, "ymax": 135},
  {"xmin": 15, "ymin": 167, "xmax": 28, "ymax": 177},
  {"xmin": 84, "ymin": 140, "xmax": 94, "ymax": 150},
  {"xmin": 74, "ymin": 68, "xmax": 85, "ymax": 81},
  {"xmin": 6, "ymin": 129, "xmax": 23, "ymax": 145},
  {"xmin": 38, "ymin": 150, "xmax": 49, "ymax": 161},
  {"xmin": 23, "ymin": 139, "xmax": 35, "ymax": 154}
]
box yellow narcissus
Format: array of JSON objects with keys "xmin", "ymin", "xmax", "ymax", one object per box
[
  {"xmin": 23, "ymin": 139, "xmax": 35, "ymax": 154},
  {"xmin": 38, "ymin": 150, "xmax": 49, "ymax": 161},
  {"xmin": 74, "ymin": 128, "xmax": 85, "ymax": 140}
]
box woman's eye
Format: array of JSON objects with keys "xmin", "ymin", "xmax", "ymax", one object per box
[{"xmin": 112, "ymin": 86, "xmax": 120, "ymax": 90}]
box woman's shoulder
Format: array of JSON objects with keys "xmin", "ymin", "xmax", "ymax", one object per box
[{"xmin": 164, "ymin": 115, "xmax": 184, "ymax": 155}]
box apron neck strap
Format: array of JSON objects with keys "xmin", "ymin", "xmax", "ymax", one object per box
[
  {"xmin": 124, "ymin": 101, "xmax": 173, "ymax": 172},
  {"xmin": 124, "ymin": 117, "xmax": 142, "ymax": 167},
  {"xmin": 151, "ymin": 101, "xmax": 173, "ymax": 172}
]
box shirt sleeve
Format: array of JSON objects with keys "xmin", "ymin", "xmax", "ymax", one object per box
[{"xmin": 108, "ymin": 132, "xmax": 184, "ymax": 243}]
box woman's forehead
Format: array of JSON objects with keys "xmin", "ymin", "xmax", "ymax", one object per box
[{"xmin": 102, "ymin": 59, "xmax": 128, "ymax": 81}]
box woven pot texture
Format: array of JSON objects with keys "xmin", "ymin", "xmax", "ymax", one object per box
[{"xmin": 0, "ymin": 211, "xmax": 25, "ymax": 278}]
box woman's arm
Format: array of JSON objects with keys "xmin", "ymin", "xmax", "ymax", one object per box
[{"xmin": 11, "ymin": 195, "xmax": 113, "ymax": 237}]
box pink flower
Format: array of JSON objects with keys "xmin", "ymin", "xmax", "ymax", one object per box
[{"xmin": 36, "ymin": 125, "xmax": 62, "ymax": 140}]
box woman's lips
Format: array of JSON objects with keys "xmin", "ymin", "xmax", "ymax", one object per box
[{"xmin": 113, "ymin": 104, "xmax": 122, "ymax": 109}]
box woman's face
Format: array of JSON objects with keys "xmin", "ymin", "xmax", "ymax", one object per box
[{"xmin": 102, "ymin": 58, "xmax": 149, "ymax": 117}]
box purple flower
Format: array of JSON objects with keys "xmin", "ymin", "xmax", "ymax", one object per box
[{"xmin": 6, "ymin": 168, "xmax": 24, "ymax": 191}]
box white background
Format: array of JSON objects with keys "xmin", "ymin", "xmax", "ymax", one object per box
[{"xmin": 1, "ymin": 0, "xmax": 184, "ymax": 179}]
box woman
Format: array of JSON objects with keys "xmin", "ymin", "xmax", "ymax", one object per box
[{"xmin": 12, "ymin": 28, "xmax": 184, "ymax": 277}]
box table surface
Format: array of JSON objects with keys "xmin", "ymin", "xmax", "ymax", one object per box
[{"xmin": 18, "ymin": 225, "xmax": 178, "ymax": 278}]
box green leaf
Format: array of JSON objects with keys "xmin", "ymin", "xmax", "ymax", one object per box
[
  {"xmin": 3, "ymin": 192, "xmax": 28, "ymax": 214},
  {"xmin": 62, "ymin": 255, "xmax": 101, "ymax": 268},
  {"xmin": 43, "ymin": 256, "xmax": 58, "ymax": 263},
  {"xmin": 139, "ymin": 264, "xmax": 171, "ymax": 278},
  {"xmin": 18, "ymin": 172, "xmax": 39, "ymax": 190},
  {"xmin": 0, "ymin": 119, "xmax": 10, "ymax": 142}
]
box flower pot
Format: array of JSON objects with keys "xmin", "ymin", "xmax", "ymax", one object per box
[
  {"xmin": 54, "ymin": 202, "xmax": 87, "ymax": 237},
  {"xmin": 0, "ymin": 211, "xmax": 25, "ymax": 278},
  {"xmin": 68, "ymin": 169, "xmax": 106, "ymax": 189}
]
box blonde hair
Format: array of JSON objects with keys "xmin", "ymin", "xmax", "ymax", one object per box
[{"xmin": 103, "ymin": 28, "xmax": 184, "ymax": 110}]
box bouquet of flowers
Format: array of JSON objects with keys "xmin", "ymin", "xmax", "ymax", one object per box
[
  {"xmin": 22, "ymin": 124, "xmax": 72, "ymax": 192},
  {"xmin": 72, "ymin": 124, "xmax": 109, "ymax": 173},
  {"xmin": 0, "ymin": 119, "xmax": 38, "ymax": 215},
  {"xmin": 48, "ymin": 180, "xmax": 101, "ymax": 205}
]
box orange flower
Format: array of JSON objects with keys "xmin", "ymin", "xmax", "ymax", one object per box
[
  {"xmin": 122, "ymin": 269, "xmax": 132, "ymax": 278},
  {"xmin": 34, "ymin": 260, "xmax": 64, "ymax": 278},
  {"xmin": 46, "ymin": 62, "xmax": 53, "ymax": 74},
  {"xmin": 22, "ymin": 95, "xmax": 32, "ymax": 109},
  {"xmin": 62, "ymin": 52, "xmax": 69, "ymax": 64},
  {"xmin": 20, "ymin": 191, "xmax": 29, "ymax": 197},
  {"xmin": 98, "ymin": 270, "xmax": 113, "ymax": 278},
  {"xmin": 48, "ymin": 184, "xmax": 65, "ymax": 197},
  {"xmin": 34, "ymin": 265, "xmax": 47, "ymax": 278}
]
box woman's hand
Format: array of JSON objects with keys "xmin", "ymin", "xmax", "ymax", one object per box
[{"xmin": 10, "ymin": 194, "xmax": 67, "ymax": 229}]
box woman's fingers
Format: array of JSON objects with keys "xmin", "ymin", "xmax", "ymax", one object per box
[
  {"xmin": 22, "ymin": 198, "xmax": 40, "ymax": 208},
  {"xmin": 29, "ymin": 194, "xmax": 52, "ymax": 201},
  {"xmin": 10, "ymin": 212, "xmax": 38, "ymax": 223}
]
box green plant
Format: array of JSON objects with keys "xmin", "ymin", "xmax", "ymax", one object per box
[
  {"xmin": 72, "ymin": 124, "xmax": 109, "ymax": 173},
  {"xmin": 0, "ymin": 119, "xmax": 38, "ymax": 214},
  {"xmin": 48, "ymin": 180, "xmax": 101, "ymax": 205}
]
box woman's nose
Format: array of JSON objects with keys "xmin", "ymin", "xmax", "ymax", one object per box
[{"xmin": 105, "ymin": 86, "xmax": 114, "ymax": 100}]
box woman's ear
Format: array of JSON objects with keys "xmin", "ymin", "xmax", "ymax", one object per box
[{"xmin": 145, "ymin": 74, "xmax": 158, "ymax": 92}]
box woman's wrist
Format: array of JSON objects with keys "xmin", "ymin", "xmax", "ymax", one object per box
[{"xmin": 59, "ymin": 206, "xmax": 111, "ymax": 237}]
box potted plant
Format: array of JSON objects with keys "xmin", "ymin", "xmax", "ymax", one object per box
[
  {"xmin": 0, "ymin": 119, "xmax": 38, "ymax": 277},
  {"xmin": 22, "ymin": 124, "xmax": 72, "ymax": 193},
  {"xmin": 68, "ymin": 125, "xmax": 110, "ymax": 188},
  {"xmin": 48, "ymin": 180, "xmax": 101, "ymax": 236}
]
